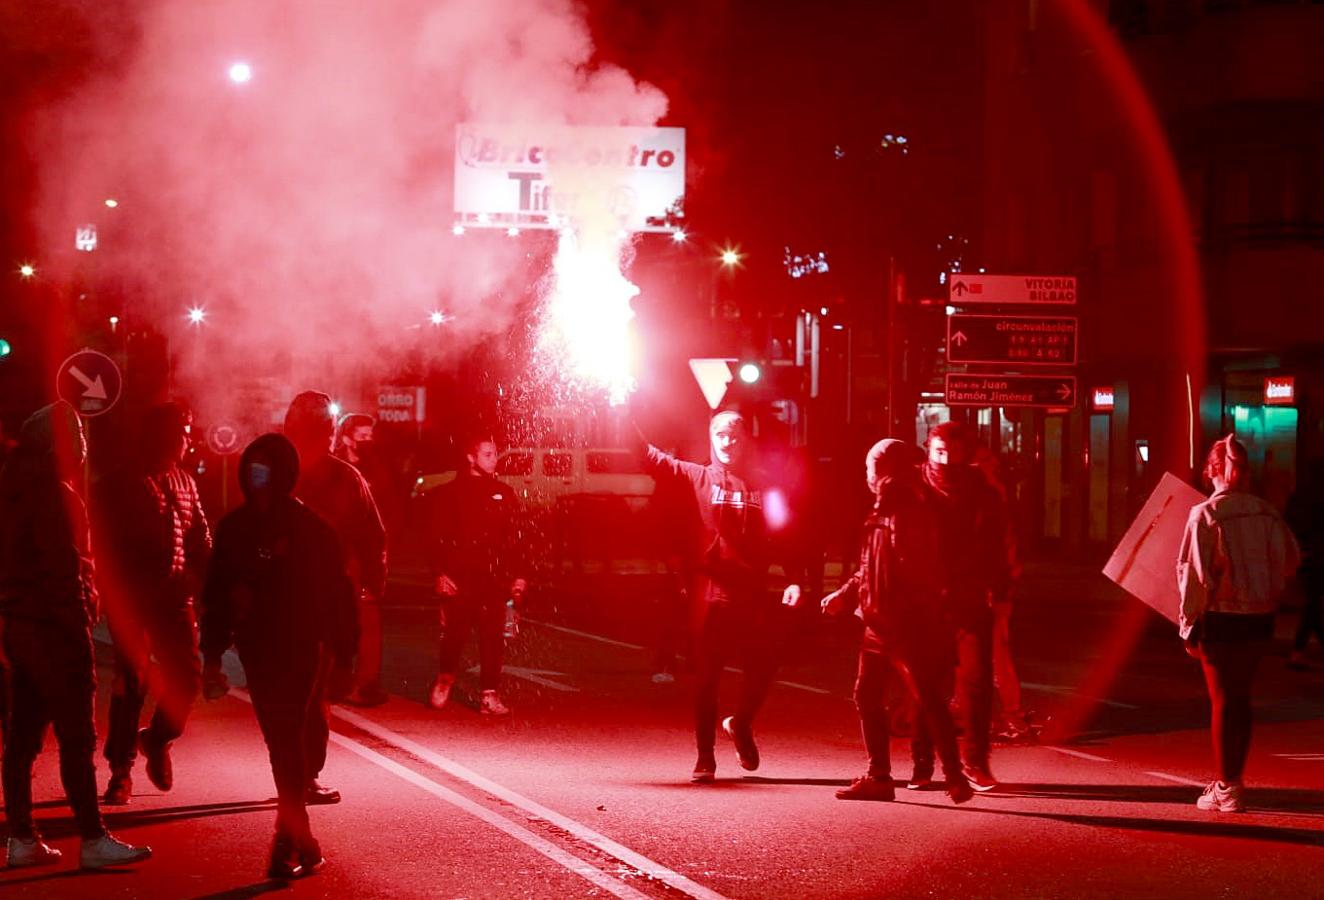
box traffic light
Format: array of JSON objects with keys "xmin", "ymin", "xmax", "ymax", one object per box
[
  {"xmin": 737, "ymin": 362, "xmax": 762, "ymax": 384},
  {"xmin": 0, "ymin": 338, "xmax": 11, "ymax": 359}
]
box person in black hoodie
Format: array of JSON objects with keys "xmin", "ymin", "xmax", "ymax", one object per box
[
  {"xmin": 637, "ymin": 409, "xmax": 804, "ymax": 783},
  {"xmin": 426, "ymin": 435, "xmax": 525, "ymax": 716},
  {"xmin": 200, "ymin": 433, "xmax": 357, "ymax": 879},
  {"xmin": 821, "ymin": 440, "xmax": 972, "ymax": 804},
  {"xmin": 0, "ymin": 402, "xmax": 152, "ymax": 869}
]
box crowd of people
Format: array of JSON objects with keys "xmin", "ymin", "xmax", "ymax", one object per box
[{"xmin": 0, "ymin": 392, "xmax": 1308, "ymax": 877}]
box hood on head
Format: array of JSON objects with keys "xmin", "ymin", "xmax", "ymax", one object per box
[
  {"xmin": 239, "ymin": 432, "xmax": 300, "ymax": 500},
  {"xmin": 866, "ymin": 438, "xmax": 922, "ymax": 493},
  {"xmin": 284, "ymin": 391, "xmax": 334, "ymax": 448},
  {"xmin": 708, "ymin": 409, "xmax": 746, "ymax": 470}
]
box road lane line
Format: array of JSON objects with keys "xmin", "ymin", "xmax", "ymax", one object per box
[
  {"xmin": 1021, "ymin": 682, "xmax": 1140, "ymax": 710},
  {"xmin": 1143, "ymin": 771, "xmax": 1205, "ymax": 787},
  {"xmin": 230, "ymin": 691, "xmax": 652, "ymax": 900},
  {"xmin": 1043, "ymin": 746, "xmax": 1112, "ymax": 763},
  {"xmin": 330, "ymin": 704, "xmax": 730, "ymax": 900},
  {"xmin": 527, "ymin": 619, "xmax": 832, "ymax": 696}
]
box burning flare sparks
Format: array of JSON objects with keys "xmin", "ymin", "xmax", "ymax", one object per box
[{"xmin": 541, "ymin": 229, "xmax": 639, "ymax": 405}]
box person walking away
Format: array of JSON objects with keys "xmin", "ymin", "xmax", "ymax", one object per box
[
  {"xmin": 1178, "ymin": 436, "xmax": 1299, "ymax": 813},
  {"xmin": 913, "ymin": 422, "xmax": 1011, "ymax": 792},
  {"xmin": 95, "ymin": 402, "xmax": 211, "ymax": 805},
  {"xmin": 821, "ymin": 439, "xmax": 973, "ymax": 805},
  {"xmin": 0, "ymin": 401, "xmax": 151, "ymax": 869},
  {"xmin": 427, "ymin": 435, "xmax": 526, "ymax": 716},
  {"xmin": 200, "ymin": 433, "xmax": 358, "ymax": 877},
  {"xmin": 283, "ymin": 391, "xmax": 386, "ymax": 804},
  {"xmin": 635, "ymin": 409, "xmax": 805, "ymax": 783}
]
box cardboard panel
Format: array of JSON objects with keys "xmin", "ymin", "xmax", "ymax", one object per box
[{"xmin": 1102, "ymin": 472, "xmax": 1206, "ymax": 623}]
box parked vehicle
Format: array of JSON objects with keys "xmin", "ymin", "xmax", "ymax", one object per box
[{"xmin": 413, "ymin": 447, "xmax": 654, "ymax": 511}]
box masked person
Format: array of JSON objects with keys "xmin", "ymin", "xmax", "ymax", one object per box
[
  {"xmin": 95, "ymin": 402, "xmax": 211, "ymax": 805},
  {"xmin": 283, "ymin": 392, "xmax": 387, "ymax": 804},
  {"xmin": 912, "ymin": 421, "xmax": 1011, "ymax": 793},
  {"xmin": 0, "ymin": 402, "xmax": 151, "ymax": 869},
  {"xmin": 200, "ymin": 434, "xmax": 358, "ymax": 878},
  {"xmin": 1178, "ymin": 436, "xmax": 1299, "ymax": 813},
  {"xmin": 636, "ymin": 409, "xmax": 804, "ymax": 783},
  {"xmin": 821, "ymin": 440, "xmax": 973, "ymax": 804},
  {"xmin": 427, "ymin": 435, "xmax": 525, "ymax": 716}
]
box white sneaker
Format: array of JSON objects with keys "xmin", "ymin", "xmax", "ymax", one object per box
[
  {"xmin": 1196, "ymin": 780, "xmax": 1245, "ymax": 813},
  {"xmin": 80, "ymin": 833, "xmax": 152, "ymax": 869},
  {"xmin": 651, "ymin": 671, "xmax": 675, "ymax": 684},
  {"xmin": 428, "ymin": 674, "xmax": 454, "ymax": 710},
  {"xmin": 480, "ymin": 690, "xmax": 510, "ymax": 716},
  {"xmin": 6, "ymin": 837, "xmax": 61, "ymax": 868}
]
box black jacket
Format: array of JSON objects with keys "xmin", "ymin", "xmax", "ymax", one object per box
[{"xmin": 428, "ymin": 470, "xmax": 520, "ymax": 591}]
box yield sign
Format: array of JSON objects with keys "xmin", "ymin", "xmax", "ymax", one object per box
[
  {"xmin": 688, "ymin": 358, "xmax": 737, "ymax": 410},
  {"xmin": 56, "ymin": 349, "xmax": 123, "ymax": 417}
]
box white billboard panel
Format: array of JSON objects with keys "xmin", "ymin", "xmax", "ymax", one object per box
[{"xmin": 454, "ymin": 123, "xmax": 685, "ymax": 233}]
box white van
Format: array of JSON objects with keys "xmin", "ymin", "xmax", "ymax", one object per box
[{"xmin": 413, "ymin": 447, "xmax": 655, "ymax": 511}]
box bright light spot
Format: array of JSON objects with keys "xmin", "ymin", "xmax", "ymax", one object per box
[
  {"xmin": 945, "ymin": 305, "xmax": 957, "ymax": 316},
  {"xmin": 328, "ymin": 402, "xmax": 341, "ymax": 419},
  {"xmin": 671, "ymin": 229, "xmax": 687, "ymax": 243},
  {"xmin": 104, "ymin": 198, "xmax": 119, "ymax": 209},
  {"xmin": 187, "ymin": 306, "xmax": 207, "ymax": 325},
  {"xmin": 832, "ymin": 323, "xmax": 845, "ymax": 331},
  {"xmin": 452, "ymin": 224, "xmax": 465, "ymax": 236},
  {"xmin": 108, "ymin": 315, "xmax": 120, "ymax": 326},
  {"xmin": 541, "ymin": 229, "xmax": 639, "ymax": 406},
  {"xmin": 17, "ymin": 264, "xmax": 35, "ymax": 279},
  {"xmin": 738, "ymin": 362, "xmax": 761, "ymax": 384},
  {"xmin": 0, "ymin": 339, "xmax": 11, "ymax": 358},
  {"xmin": 720, "ymin": 248, "xmax": 741, "ymax": 267},
  {"xmin": 228, "ymin": 61, "xmax": 252, "ymax": 84},
  {"xmin": 506, "ymin": 227, "xmax": 520, "ymax": 237},
  {"xmin": 764, "ymin": 488, "xmax": 790, "ymax": 531},
  {"xmin": 819, "ymin": 306, "xmax": 829, "ymax": 316},
  {"xmin": 429, "ymin": 310, "xmax": 447, "ymax": 326},
  {"xmin": 476, "ymin": 212, "xmax": 490, "ymax": 225}
]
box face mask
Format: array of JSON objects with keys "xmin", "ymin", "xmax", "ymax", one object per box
[{"xmin": 249, "ymin": 462, "xmax": 273, "ymax": 492}]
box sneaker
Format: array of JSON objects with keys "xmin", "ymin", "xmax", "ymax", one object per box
[
  {"xmin": 691, "ymin": 753, "xmax": 717, "ymax": 784},
  {"xmin": 103, "ymin": 770, "xmax": 133, "ymax": 806},
  {"xmin": 946, "ymin": 774, "xmax": 975, "ymax": 805},
  {"xmin": 835, "ymin": 775, "xmax": 896, "ymax": 802},
  {"xmin": 721, "ymin": 716, "xmax": 760, "ymax": 771},
  {"xmin": 80, "ymin": 833, "xmax": 151, "ymax": 869},
  {"xmin": 480, "ymin": 690, "xmax": 510, "ymax": 716},
  {"xmin": 344, "ymin": 684, "xmax": 390, "ymax": 707},
  {"xmin": 139, "ymin": 727, "xmax": 173, "ymax": 792},
  {"xmin": 305, "ymin": 780, "xmax": 342, "ymax": 805},
  {"xmin": 907, "ymin": 762, "xmax": 935, "ymax": 791},
  {"xmin": 963, "ymin": 765, "xmax": 998, "ymax": 793},
  {"xmin": 267, "ymin": 833, "xmax": 301, "ymax": 880},
  {"xmin": 651, "ymin": 671, "xmax": 676, "ymax": 684},
  {"xmin": 1196, "ymin": 780, "xmax": 1245, "ymax": 813},
  {"xmin": 6, "ymin": 837, "xmax": 62, "ymax": 868},
  {"xmin": 428, "ymin": 674, "xmax": 454, "ymax": 710}
]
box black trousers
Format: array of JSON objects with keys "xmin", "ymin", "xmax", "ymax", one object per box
[
  {"xmin": 1199, "ymin": 639, "xmax": 1266, "ymax": 784},
  {"xmin": 105, "ymin": 604, "xmax": 202, "ymax": 771},
  {"xmin": 438, "ymin": 589, "xmax": 505, "ymax": 691},
  {"xmin": 913, "ymin": 604, "xmax": 994, "ymax": 771},
  {"xmin": 243, "ymin": 650, "xmax": 322, "ymax": 848},
  {"xmin": 692, "ymin": 592, "xmax": 778, "ymax": 755},
  {"xmin": 1294, "ymin": 584, "xmax": 1323, "ymax": 653},
  {"xmin": 854, "ymin": 632, "xmax": 962, "ymax": 781},
  {"xmin": 1, "ymin": 619, "xmax": 105, "ymax": 840}
]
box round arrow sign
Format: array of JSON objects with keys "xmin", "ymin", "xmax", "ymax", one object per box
[
  {"xmin": 206, "ymin": 423, "xmax": 243, "ymax": 456},
  {"xmin": 55, "ymin": 349, "xmax": 123, "ymax": 418}
]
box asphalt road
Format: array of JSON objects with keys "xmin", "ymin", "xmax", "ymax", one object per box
[{"xmin": 3, "ymin": 560, "xmax": 1324, "ymax": 898}]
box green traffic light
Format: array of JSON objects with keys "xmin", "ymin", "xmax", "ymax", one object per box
[{"xmin": 0, "ymin": 338, "xmax": 11, "ymax": 358}]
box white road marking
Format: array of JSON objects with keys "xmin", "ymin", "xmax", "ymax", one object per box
[
  {"xmin": 1143, "ymin": 771, "xmax": 1205, "ymax": 787},
  {"xmin": 331, "ymin": 704, "xmax": 730, "ymax": 900},
  {"xmin": 1021, "ymin": 682, "xmax": 1140, "ymax": 710},
  {"xmin": 1272, "ymin": 754, "xmax": 1324, "ymax": 762},
  {"xmin": 467, "ymin": 664, "xmax": 579, "ymax": 693},
  {"xmin": 1043, "ymin": 746, "xmax": 1112, "ymax": 763},
  {"xmin": 527, "ymin": 619, "xmax": 833, "ymax": 696},
  {"xmin": 229, "ymin": 690, "xmax": 651, "ymax": 899}
]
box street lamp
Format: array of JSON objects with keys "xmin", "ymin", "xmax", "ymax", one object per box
[
  {"xmin": 228, "ymin": 61, "xmax": 252, "ymax": 84},
  {"xmin": 187, "ymin": 306, "xmax": 207, "ymax": 326},
  {"xmin": 720, "ymin": 248, "xmax": 741, "ymax": 267},
  {"xmin": 17, "ymin": 263, "xmax": 35, "ymax": 279}
]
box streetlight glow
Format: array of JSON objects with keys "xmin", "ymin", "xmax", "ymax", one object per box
[
  {"xmin": 104, "ymin": 198, "xmax": 119, "ymax": 209},
  {"xmin": 452, "ymin": 224, "xmax": 465, "ymax": 236},
  {"xmin": 672, "ymin": 229, "xmax": 688, "ymax": 243},
  {"xmin": 18, "ymin": 263, "xmax": 36, "ymax": 279},
  {"xmin": 429, "ymin": 310, "xmax": 446, "ymax": 326},
  {"xmin": 187, "ymin": 306, "xmax": 207, "ymax": 325},
  {"xmin": 228, "ymin": 61, "xmax": 252, "ymax": 84},
  {"xmin": 720, "ymin": 248, "xmax": 741, "ymax": 267}
]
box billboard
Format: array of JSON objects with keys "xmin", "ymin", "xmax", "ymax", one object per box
[{"xmin": 454, "ymin": 124, "xmax": 685, "ymax": 233}]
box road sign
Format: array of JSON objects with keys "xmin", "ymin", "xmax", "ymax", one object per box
[
  {"xmin": 945, "ymin": 373, "xmax": 1077, "ymax": 408},
  {"xmin": 56, "ymin": 349, "xmax": 122, "ymax": 417},
  {"xmin": 948, "ymin": 273, "xmax": 1077, "ymax": 305},
  {"xmin": 206, "ymin": 423, "xmax": 243, "ymax": 456},
  {"xmin": 377, "ymin": 386, "xmax": 427, "ymax": 424},
  {"xmin": 688, "ymin": 358, "xmax": 736, "ymax": 409},
  {"xmin": 946, "ymin": 314, "xmax": 1078, "ymax": 365}
]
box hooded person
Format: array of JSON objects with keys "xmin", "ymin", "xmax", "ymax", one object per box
[
  {"xmin": 200, "ymin": 433, "xmax": 357, "ymax": 879},
  {"xmin": 282, "ymin": 391, "xmax": 387, "ymax": 806},
  {"xmin": 912, "ymin": 421, "xmax": 1011, "ymax": 793},
  {"xmin": 635, "ymin": 409, "xmax": 804, "ymax": 783},
  {"xmin": 821, "ymin": 440, "xmax": 972, "ymax": 804},
  {"xmin": 94, "ymin": 402, "xmax": 212, "ymax": 806},
  {"xmin": 0, "ymin": 402, "xmax": 152, "ymax": 869}
]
